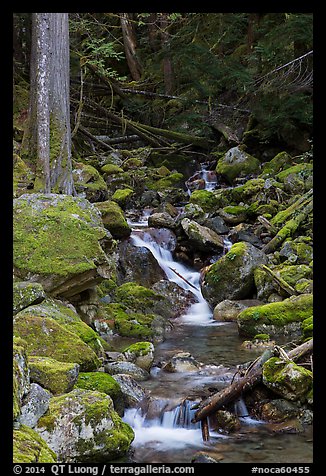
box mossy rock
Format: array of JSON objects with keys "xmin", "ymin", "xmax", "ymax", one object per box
[
  {"xmin": 279, "ymin": 240, "xmax": 313, "ymax": 265},
  {"xmin": 230, "ymin": 178, "xmax": 266, "ymax": 203},
  {"xmin": 148, "ymin": 151, "xmax": 194, "ymax": 176},
  {"xmin": 73, "ymin": 162, "xmax": 108, "ymax": 202},
  {"xmin": 201, "ymin": 241, "xmax": 267, "ymax": 307},
  {"xmin": 95, "ymin": 200, "xmax": 131, "ymax": 239},
  {"xmin": 261, "ymin": 151, "xmax": 293, "ymax": 177},
  {"xmin": 75, "ymin": 372, "xmax": 124, "ymax": 415},
  {"xmin": 216, "ymin": 146, "xmax": 261, "ymax": 184},
  {"xmin": 35, "ymin": 389, "xmax": 134, "ymax": 462},
  {"xmin": 237, "ymin": 294, "xmax": 313, "ymax": 337},
  {"xmin": 101, "ymin": 303, "xmax": 155, "ymax": 339},
  {"xmin": 29, "ymin": 356, "xmax": 79, "ymax": 395},
  {"xmin": 111, "ymin": 188, "xmax": 134, "ymax": 206},
  {"xmin": 262, "ymin": 357, "xmax": 313, "ymax": 402},
  {"xmin": 13, "ymin": 282, "xmax": 46, "ymax": 315},
  {"xmin": 122, "ymin": 341, "xmax": 155, "ymax": 371},
  {"xmin": 13, "ymin": 194, "xmax": 110, "ymax": 293},
  {"xmin": 114, "ymin": 282, "xmax": 173, "ymax": 319},
  {"xmin": 13, "ymin": 337, "xmax": 30, "ymax": 421},
  {"xmin": 181, "ymin": 218, "xmax": 224, "ymax": 251},
  {"xmin": 301, "ymin": 316, "xmax": 313, "ymax": 340},
  {"xmin": 122, "ymin": 157, "xmax": 143, "ymax": 169},
  {"xmin": 189, "ymin": 189, "xmax": 221, "ymax": 212},
  {"xmin": 276, "ymin": 163, "xmax": 313, "ymax": 183},
  {"xmin": 219, "ymin": 205, "xmax": 249, "ymax": 224},
  {"xmin": 17, "ymin": 298, "xmax": 105, "ymax": 356},
  {"xmin": 101, "ymin": 164, "xmax": 124, "ymax": 175},
  {"xmin": 14, "ymin": 314, "xmax": 100, "ymax": 371},
  {"xmin": 147, "ymin": 172, "xmax": 184, "ymax": 191},
  {"xmin": 13, "ymin": 424, "xmax": 57, "ymax": 463}
]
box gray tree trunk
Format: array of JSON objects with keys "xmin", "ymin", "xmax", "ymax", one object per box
[{"xmin": 22, "ymin": 12, "xmax": 74, "ymax": 195}]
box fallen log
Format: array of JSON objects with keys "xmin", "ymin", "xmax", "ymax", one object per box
[
  {"xmin": 258, "ymin": 264, "xmax": 298, "ymax": 297},
  {"xmin": 192, "ymin": 339, "xmax": 313, "ymax": 425}
]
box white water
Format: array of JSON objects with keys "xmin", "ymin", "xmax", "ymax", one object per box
[
  {"xmin": 201, "ymin": 166, "xmax": 217, "ymax": 191},
  {"xmin": 130, "ymin": 231, "xmax": 213, "ymax": 324}
]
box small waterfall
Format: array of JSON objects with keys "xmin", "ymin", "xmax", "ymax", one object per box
[
  {"xmin": 201, "ymin": 165, "xmax": 217, "ymax": 191},
  {"xmin": 223, "ymin": 237, "xmax": 233, "ymax": 254},
  {"xmin": 130, "ymin": 231, "xmax": 213, "ymax": 324},
  {"xmin": 234, "ymin": 397, "xmax": 264, "ymax": 425}
]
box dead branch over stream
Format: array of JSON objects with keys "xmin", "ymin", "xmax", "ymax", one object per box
[{"xmin": 192, "ymin": 339, "xmax": 313, "ymax": 432}]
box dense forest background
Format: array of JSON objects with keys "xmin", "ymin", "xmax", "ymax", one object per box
[{"xmin": 13, "ymin": 12, "xmax": 313, "ymax": 176}]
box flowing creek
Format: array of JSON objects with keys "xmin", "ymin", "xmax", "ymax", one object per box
[{"xmin": 113, "ymin": 171, "xmax": 313, "ymax": 464}]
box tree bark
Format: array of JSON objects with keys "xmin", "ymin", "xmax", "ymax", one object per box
[
  {"xmin": 159, "ymin": 13, "xmax": 174, "ymax": 95},
  {"xmin": 120, "ymin": 13, "xmax": 142, "ymax": 81},
  {"xmin": 22, "ymin": 13, "xmax": 74, "ymax": 195}
]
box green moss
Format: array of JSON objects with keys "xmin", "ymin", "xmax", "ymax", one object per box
[
  {"xmin": 237, "ymin": 294, "xmax": 313, "ymax": 336},
  {"xmin": 13, "ymin": 154, "xmax": 34, "ymax": 198},
  {"xmin": 95, "ymin": 200, "xmax": 131, "ymax": 238},
  {"xmin": 13, "ymin": 194, "xmax": 108, "ymax": 279},
  {"xmin": 223, "ymin": 205, "xmax": 248, "ymax": 216},
  {"xmin": 216, "ymin": 147, "xmax": 260, "ymax": 183},
  {"xmin": 28, "ymin": 356, "xmax": 79, "ymax": 395},
  {"xmin": 230, "ymin": 178, "xmax": 266, "ymax": 203},
  {"xmin": 261, "ymin": 151, "xmax": 292, "ymax": 176},
  {"xmin": 301, "ymin": 316, "xmax": 313, "ymax": 340},
  {"xmin": 123, "ymin": 341, "xmax": 153, "ymax": 355},
  {"xmin": 101, "ymin": 164, "xmax": 124, "ymax": 175},
  {"xmin": 147, "ymin": 172, "xmax": 184, "ymax": 191},
  {"xmin": 253, "ymin": 333, "xmax": 270, "ymax": 341},
  {"xmin": 75, "ymin": 372, "xmax": 123, "ymax": 414},
  {"xmin": 112, "ymin": 188, "xmax": 134, "ymax": 205},
  {"xmin": 17, "ymin": 299, "xmax": 104, "ymax": 356},
  {"xmin": 115, "ymin": 282, "xmax": 170, "ymax": 318},
  {"xmin": 189, "ymin": 190, "xmax": 220, "ymax": 212},
  {"xmin": 103, "ymin": 303, "xmax": 155, "ymax": 339},
  {"xmin": 13, "ymin": 337, "xmax": 29, "ymax": 421},
  {"xmin": 276, "ymin": 163, "xmax": 313, "ymax": 182},
  {"xmin": 13, "ymin": 282, "xmax": 46, "ymax": 314},
  {"xmin": 14, "ymin": 314, "xmax": 100, "ymax": 371},
  {"xmin": 262, "ymin": 357, "xmax": 313, "ymax": 401},
  {"xmin": 13, "ymin": 425, "xmax": 57, "ymax": 463},
  {"xmin": 122, "ymin": 157, "xmax": 143, "ymax": 169},
  {"xmin": 73, "ymin": 162, "xmax": 108, "ymax": 197}
]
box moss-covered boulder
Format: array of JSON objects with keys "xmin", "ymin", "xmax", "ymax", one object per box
[
  {"xmin": 13, "ymin": 154, "xmax": 34, "ymax": 198},
  {"xmin": 13, "ymin": 424, "xmax": 57, "ymax": 463},
  {"xmin": 279, "ymin": 239, "xmax": 313, "ymax": 265},
  {"xmin": 13, "ymin": 282, "xmax": 46, "ymax": 315},
  {"xmin": 35, "ymin": 389, "xmax": 134, "ymax": 462},
  {"xmin": 301, "ymin": 316, "xmax": 313, "ymax": 340},
  {"xmin": 99, "ymin": 303, "xmax": 167, "ymax": 341},
  {"xmin": 13, "ymin": 194, "xmax": 113, "ymax": 297},
  {"xmin": 181, "ymin": 218, "xmax": 224, "ymax": 251},
  {"xmin": 219, "ymin": 205, "xmax": 250, "ymax": 224},
  {"xmin": 147, "ymin": 172, "xmax": 184, "ymax": 191},
  {"xmin": 122, "ymin": 342, "xmax": 155, "ymax": 371},
  {"xmin": 111, "ymin": 188, "xmax": 134, "ymax": 207},
  {"xmin": 14, "ymin": 314, "xmax": 100, "ymax": 371},
  {"xmin": 17, "ymin": 299, "xmax": 105, "ymax": 356},
  {"xmin": 101, "ymin": 164, "xmax": 124, "ymax": 175},
  {"xmin": 75, "ymin": 372, "xmax": 124, "ymax": 415},
  {"xmin": 262, "ymin": 357, "xmax": 313, "ymax": 402},
  {"xmin": 230, "ymin": 178, "xmax": 266, "ymax": 203},
  {"xmin": 261, "ymin": 151, "xmax": 293, "ymax": 177},
  {"xmin": 13, "ymin": 337, "xmax": 30, "ymax": 421},
  {"xmin": 72, "ymin": 162, "xmax": 108, "ymax": 202},
  {"xmin": 29, "ymin": 356, "xmax": 79, "ymax": 395},
  {"xmin": 95, "ymin": 200, "xmax": 131, "ymax": 238},
  {"xmin": 114, "ymin": 282, "xmax": 173, "ymax": 320},
  {"xmin": 216, "ymin": 146, "xmax": 260, "ymax": 183},
  {"xmin": 276, "ymin": 163, "xmax": 313, "ymax": 192},
  {"xmin": 237, "ymin": 293, "xmax": 313, "ymax": 337},
  {"xmin": 201, "ymin": 242, "xmax": 267, "ymax": 307},
  {"xmin": 189, "ymin": 189, "xmax": 221, "ymax": 212}
]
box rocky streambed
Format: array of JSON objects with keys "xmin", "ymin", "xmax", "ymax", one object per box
[{"xmin": 13, "ymin": 144, "xmax": 313, "ymax": 463}]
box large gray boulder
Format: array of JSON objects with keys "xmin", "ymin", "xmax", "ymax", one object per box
[
  {"xmin": 201, "ymin": 241, "xmax": 267, "ymax": 307},
  {"xmin": 181, "ymin": 218, "xmax": 224, "ymax": 251}
]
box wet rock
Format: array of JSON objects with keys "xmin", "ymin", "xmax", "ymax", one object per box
[
  {"xmin": 117, "ymin": 239, "xmax": 165, "ymax": 287},
  {"xmin": 152, "ymin": 280, "xmax": 196, "ymax": 318},
  {"xmin": 181, "ymin": 218, "xmax": 224, "ymax": 252},
  {"xmin": 219, "ymin": 205, "xmax": 249, "ymax": 225},
  {"xmin": 202, "ymin": 216, "xmax": 229, "ymax": 235},
  {"xmin": 191, "ymin": 452, "xmax": 221, "ymax": 463},
  {"xmin": 35, "ymin": 389, "xmax": 134, "ymax": 462},
  {"xmin": 162, "ymin": 352, "xmax": 201, "ymax": 373},
  {"xmin": 213, "ymin": 299, "xmax": 262, "ymax": 322},
  {"xmin": 95, "ymin": 200, "xmax": 131, "ymax": 238},
  {"xmin": 148, "ymin": 212, "xmax": 176, "ymax": 229},
  {"xmin": 260, "ymin": 399, "xmax": 301, "ymax": 423},
  {"xmin": 105, "ymin": 361, "xmax": 150, "ymax": 381},
  {"xmin": 267, "ymin": 418, "xmax": 304, "ymax": 434},
  {"xmin": 213, "ymin": 410, "xmax": 241, "ymax": 433},
  {"xmin": 112, "ymin": 374, "xmax": 149, "ymax": 408},
  {"xmin": 201, "ymin": 241, "xmax": 267, "ymax": 308},
  {"xmin": 13, "ymin": 194, "xmax": 113, "ymax": 297},
  {"xmin": 18, "ymin": 383, "xmax": 52, "ymax": 428}
]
